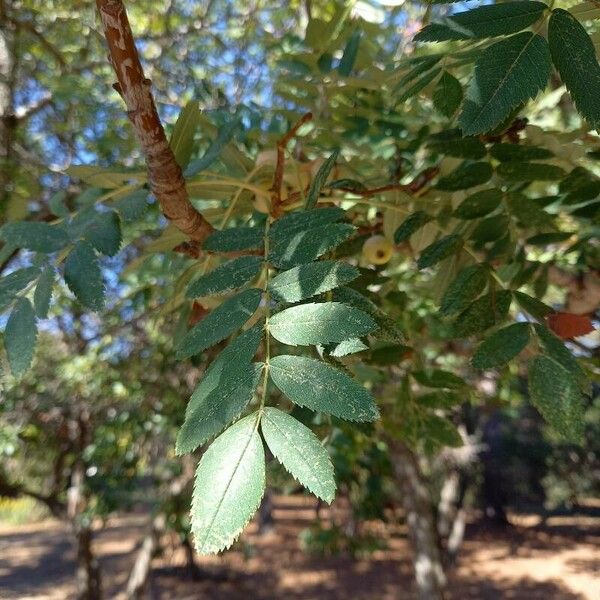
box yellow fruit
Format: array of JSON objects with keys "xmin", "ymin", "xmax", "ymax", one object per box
[{"xmin": 362, "ymin": 235, "xmax": 394, "ymax": 265}]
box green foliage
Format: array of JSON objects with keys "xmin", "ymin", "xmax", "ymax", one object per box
[
  {"xmin": 417, "ymin": 234, "xmax": 463, "ymax": 269},
  {"xmin": 262, "ymin": 407, "xmax": 335, "ymax": 503},
  {"xmin": 432, "ymin": 72, "xmax": 463, "ymax": 118},
  {"xmin": 268, "ymin": 261, "xmax": 359, "ymax": 303},
  {"xmin": 269, "ymin": 355, "xmax": 379, "ymax": 422},
  {"xmin": 0, "ymin": 267, "xmax": 39, "ymax": 311},
  {"xmin": 191, "ymin": 414, "xmax": 265, "ymax": 553},
  {"xmin": 203, "ymin": 226, "xmax": 264, "ymax": 253},
  {"xmin": 439, "ymin": 265, "xmax": 489, "ymax": 316},
  {"xmin": 269, "ymin": 302, "xmax": 376, "ymax": 346},
  {"xmin": 4, "ymin": 298, "xmax": 37, "ymax": 376},
  {"xmin": 415, "ymin": 1, "xmax": 547, "ymax": 42},
  {"xmin": 454, "ymin": 189, "xmax": 503, "ymax": 220},
  {"xmin": 435, "ymin": 161, "xmax": 493, "ymax": 190},
  {"xmin": 472, "ymin": 322, "xmax": 531, "ymax": 369},
  {"xmin": 459, "ymin": 32, "xmax": 551, "ymax": 135},
  {"xmin": 528, "ymin": 356, "xmax": 585, "ymax": 442},
  {"xmin": 548, "ymin": 9, "xmax": 600, "ymax": 130},
  {"xmin": 187, "ymin": 256, "xmax": 263, "ymax": 297},
  {"xmin": 305, "ymin": 150, "xmax": 339, "ymax": 209},
  {"xmin": 33, "ymin": 266, "xmax": 54, "ymax": 319},
  {"xmin": 0, "ymin": 222, "xmax": 69, "ymax": 253},
  {"xmin": 64, "ymin": 241, "xmax": 105, "ymax": 311},
  {"xmin": 176, "ymin": 288, "xmax": 262, "ymax": 359},
  {"xmin": 393, "ymin": 211, "xmax": 431, "ymax": 244}
]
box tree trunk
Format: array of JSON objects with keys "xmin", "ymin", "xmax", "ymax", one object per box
[
  {"xmin": 0, "ymin": 0, "xmax": 16, "ymax": 209},
  {"xmin": 391, "ymin": 440, "xmax": 446, "ymax": 600},
  {"xmin": 75, "ymin": 524, "xmax": 102, "ymax": 600}
]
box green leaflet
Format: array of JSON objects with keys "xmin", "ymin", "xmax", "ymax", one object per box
[
  {"xmin": 435, "ymin": 161, "xmax": 493, "ymax": 191},
  {"xmin": 191, "ymin": 414, "xmax": 265, "ymax": 554},
  {"xmin": 394, "ymin": 211, "xmax": 432, "ymax": 244},
  {"xmin": 185, "ymin": 324, "xmax": 264, "ymax": 419},
  {"xmin": 417, "ymin": 234, "xmax": 463, "ymax": 269},
  {"xmin": 203, "ymin": 226, "xmax": 264, "ymax": 253},
  {"xmin": 0, "ymin": 222, "xmax": 69, "ymax": 253},
  {"xmin": 497, "ymin": 162, "xmax": 566, "ymax": 182},
  {"xmin": 177, "ymin": 288, "xmax": 263, "ymax": 359},
  {"xmin": 324, "ymin": 338, "xmax": 369, "ymax": 357},
  {"xmin": 187, "ymin": 256, "xmax": 263, "ymax": 298},
  {"xmin": 261, "ymin": 408, "xmax": 336, "ymax": 503},
  {"xmin": 338, "ymin": 30, "xmax": 361, "ymax": 76},
  {"xmin": 433, "ymin": 71, "xmax": 463, "ymax": 118},
  {"xmin": 185, "ymin": 115, "xmax": 241, "ymax": 177},
  {"xmin": 305, "ymin": 150, "xmax": 340, "ymax": 210},
  {"xmin": 440, "ymin": 264, "xmax": 489, "ymax": 316},
  {"xmin": 83, "ymin": 210, "xmax": 122, "ymax": 257},
  {"xmin": 427, "ymin": 137, "xmax": 486, "ymax": 160},
  {"xmin": 471, "ymin": 215, "xmax": 510, "ymax": 245},
  {"xmin": 528, "ymin": 356, "xmax": 585, "ymax": 442},
  {"xmin": 269, "ymin": 355, "xmax": 379, "ymax": 421},
  {"xmin": 268, "ymin": 261, "xmax": 359, "ymax": 303},
  {"xmin": 418, "ymin": 391, "xmax": 463, "ymax": 409},
  {"xmin": 548, "ymin": 9, "xmax": 600, "ymax": 131},
  {"xmin": 459, "ymin": 32, "xmax": 551, "ymax": 135},
  {"xmin": 48, "ymin": 191, "xmax": 69, "ymax": 217},
  {"xmin": 33, "ymin": 266, "xmax": 55, "ymax": 319},
  {"xmin": 421, "ymin": 414, "xmax": 463, "ymax": 451},
  {"xmin": 114, "ymin": 189, "xmax": 148, "ymax": 222},
  {"xmin": 490, "ymin": 143, "xmax": 554, "ymax": 162},
  {"xmin": 368, "ymin": 344, "xmax": 412, "ymax": 365},
  {"xmin": 64, "ymin": 241, "xmax": 105, "ymax": 311},
  {"xmin": 270, "ymin": 206, "xmax": 346, "ymax": 239},
  {"xmin": 170, "ymin": 100, "xmax": 200, "ymax": 169},
  {"xmin": 451, "ymin": 289, "xmax": 512, "ymax": 338},
  {"xmin": 526, "ymin": 232, "xmax": 572, "ymax": 246},
  {"xmin": 177, "ymin": 362, "xmax": 263, "ymax": 454},
  {"xmin": 269, "ymin": 302, "xmax": 376, "ymax": 346},
  {"xmin": 472, "ymin": 322, "xmax": 531, "ymax": 369},
  {"xmin": 269, "ymin": 223, "xmax": 356, "ymax": 270},
  {"xmin": 533, "ymin": 324, "xmax": 589, "ymax": 393},
  {"xmin": 397, "ymin": 67, "xmax": 442, "ymax": 103},
  {"xmin": 0, "ymin": 267, "xmax": 40, "ymax": 311},
  {"xmin": 4, "ymin": 298, "xmax": 37, "ymax": 376},
  {"xmin": 415, "ymin": 1, "xmax": 547, "ymax": 42},
  {"xmin": 513, "ymin": 291, "xmax": 553, "ymax": 320},
  {"xmin": 454, "ymin": 189, "xmax": 503, "ymax": 220},
  {"xmin": 412, "ymin": 369, "xmax": 465, "ymax": 389}
]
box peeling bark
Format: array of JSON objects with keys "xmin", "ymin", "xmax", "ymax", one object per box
[{"xmin": 95, "ymin": 0, "xmax": 213, "ymax": 242}]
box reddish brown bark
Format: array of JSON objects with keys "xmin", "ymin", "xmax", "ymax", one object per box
[{"xmin": 95, "ymin": 0, "xmax": 214, "ymax": 242}]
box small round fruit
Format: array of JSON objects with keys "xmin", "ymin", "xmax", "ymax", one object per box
[{"xmin": 362, "ymin": 235, "xmax": 394, "ymax": 265}]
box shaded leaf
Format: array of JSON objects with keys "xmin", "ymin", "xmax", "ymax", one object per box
[
  {"xmin": 417, "ymin": 234, "xmax": 463, "ymax": 269},
  {"xmin": 440, "ymin": 264, "xmax": 488, "ymax": 316},
  {"xmin": 472, "ymin": 322, "xmax": 531, "ymax": 369},
  {"xmin": 269, "ymin": 355, "xmax": 379, "ymax": 421},
  {"xmin": 459, "ymin": 33, "xmax": 551, "ymax": 135},
  {"xmin": 528, "ymin": 356, "xmax": 585, "ymax": 442},
  {"xmin": 435, "ymin": 161, "xmax": 493, "ymax": 191},
  {"xmin": 0, "ymin": 267, "xmax": 40, "ymax": 312},
  {"xmin": 64, "ymin": 241, "xmax": 105, "ymax": 311},
  {"xmin": 433, "ymin": 71, "xmax": 463, "ymax": 118},
  {"xmin": 305, "ymin": 150, "xmax": 340, "ymax": 210},
  {"xmin": 338, "ymin": 30, "xmax": 361, "ymax": 76},
  {"xmin": 394, "ymin": 211, "xmax": 432, "ymax": 244},
  {"xmin": 454, "ymin": 189, "xmax": 503, "ymax": 219},
  {"xmin": 177, "ymin": 288, "xmax": 263, "ymax": 359},
  {"xmin": 0, "ymin": 222, "xmax": 69, "ymax": 253},
  {"xmin": 4, "ymin": 298, "xmax": 37, "ymax": 376},
  {"xmin": 203, "ymin": 226, "xmax": 264, "ymax": 253},
  {"xmin": 514, "ymin": 290, "xmax": 553, "ymax": 320},
  {"xmin": 490, "ymin": 143, "xmax": 554, "ymax": 162},
  {"xmin": 452, "ymin": 290, "xmax": 512, "ymax": 337},
  {"xmin": 268, "ymin": 261, "xmax": 359, "ymax": 303},
  {"xmin": 177, "ymin": 363, "xmax": 263, "ymax": 454},
  {"xmin": 412, "ymin": 369, "xmax": 464, "ymax": 389},
  {"xmin": 415, "ymin": 2, "xmax": 547, "ymax": 42},
  {"xmin": 548, "ymin": 9, "xmax": 600, "ymax": 130},
  {"xmin": 33, "ymin": 266, "xmax": 55, "ymax": 319},
  {"xmin": 83, "ymin": 210, "xmax": 122, "ymax": 256},
  {"xmin": 497, "ymin": 162, "xmax": 566, "ymax": 181},
  {"xmin": 187, "ymin": 256, "xmax": 263, "ymax": 298}
]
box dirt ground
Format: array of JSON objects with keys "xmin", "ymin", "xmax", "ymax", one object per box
[{"xmin": 0, "ymin": 495, "xmax": 598, "ymax": 600}]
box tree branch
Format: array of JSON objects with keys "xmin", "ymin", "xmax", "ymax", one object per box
[{"xmin": 95, "ymin": 0, "xmax": 214, "ymax": 242}]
